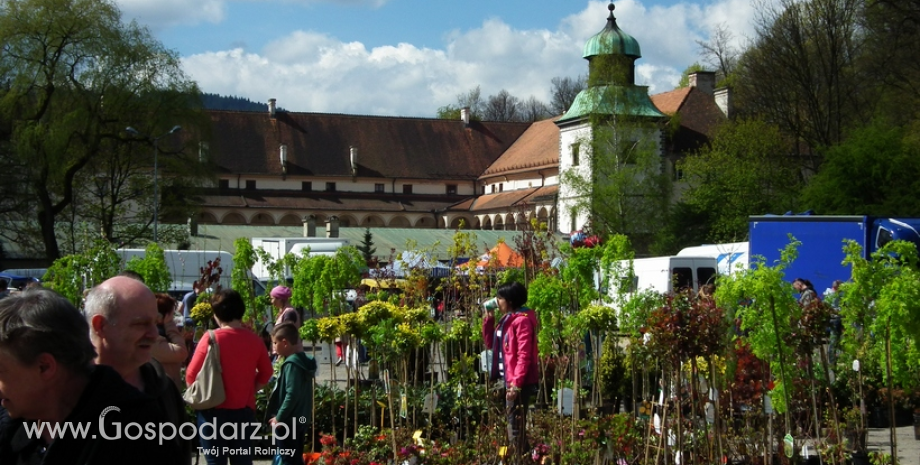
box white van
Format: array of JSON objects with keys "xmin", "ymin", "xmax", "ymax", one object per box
[
  {"xmin": 613, "ymin": 256, "xmax": 718, "ymax": 296},
  {"xmin": 676, "ymin": 242, "xmax": 748, "ymax": 275},
  {"xmin": 250, "ymin": 237, "xmax": 349, "ymax": 282},
  {"xmin": 114, "ymin": 249, "xmax": 265, "ymax": 297}
]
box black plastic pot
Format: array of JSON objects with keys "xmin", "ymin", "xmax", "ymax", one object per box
[
  {"xmin": 914, "ymin": 412, "xmax": 920, "ymax": 440},
  {"xmin": 851, "ymin": 452, "xmax": 870, "ymax": 465}
]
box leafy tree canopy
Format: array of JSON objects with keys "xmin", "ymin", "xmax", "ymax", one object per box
[
  {"xmin": 800, "ymin": 121, "xmax": 920, "ymax": 216},
  {"xmin": 678, "ymin": 119, "xmax": 802, "ymax": 242}
]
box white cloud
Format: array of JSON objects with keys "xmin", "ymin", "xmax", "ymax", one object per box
[{"xmin": 179, "ymin": 0, "xmax": 760, "ymax": 116}]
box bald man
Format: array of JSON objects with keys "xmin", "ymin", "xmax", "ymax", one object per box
[
  {"xmin": 85, "ymin": 276, "xmax": 190, "ymax": 464},
  {"xmin": 86, "ymin": 276, "xmax": 160, "ymax": 387}
]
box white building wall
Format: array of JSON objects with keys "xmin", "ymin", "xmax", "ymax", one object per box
[{"xmin": 557, "ymin": 123, "xmax": 593, "ymax": 233}]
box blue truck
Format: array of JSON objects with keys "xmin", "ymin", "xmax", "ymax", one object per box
[{"xmin": 748, "ymin": 215, "xmax": 920, "ymax": 295}]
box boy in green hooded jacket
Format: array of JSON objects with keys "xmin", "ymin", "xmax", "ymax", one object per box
[{"xmin": 268, "ymin": 323, "xmax": 317, "ymax": 465}]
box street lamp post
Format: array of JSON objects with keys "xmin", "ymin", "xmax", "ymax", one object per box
[{"xmin": 125, "ymin": 125, "xmax": 182, "ymax": 243}]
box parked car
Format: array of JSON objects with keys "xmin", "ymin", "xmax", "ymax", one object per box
[{"xmin": 0, "ymin": 273, "xmax": 40, "ymax": 291}]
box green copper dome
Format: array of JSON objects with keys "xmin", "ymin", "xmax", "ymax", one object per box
[{"xmin": 583, "ymin": 4, "xmax": 641, "ymax": 59}]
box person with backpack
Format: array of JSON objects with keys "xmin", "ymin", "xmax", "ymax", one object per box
[{"xmin": 267, "ymin": 323, "xmax": 317, "ymax": 465}]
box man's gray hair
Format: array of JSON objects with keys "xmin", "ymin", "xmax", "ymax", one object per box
[
  {"xmin": 84, "ymin": 285, "xmax": 118, "ymax": 323},
  {"xmin": 0, "ymin": 288, "xmax": 96, "ymax": 374}
]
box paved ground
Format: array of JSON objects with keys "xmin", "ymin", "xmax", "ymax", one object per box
[{"xmin": 869, "ymin": 425, "xmax": 920, "ymax": 465}]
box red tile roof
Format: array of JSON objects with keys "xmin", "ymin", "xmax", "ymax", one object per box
[
  {"xmin": 206, "ymin": 110, "xmax": 531, "ymax": 181},
  {"xmin": 650, "ymin": 87, "xmax": 692, "ymax": 115},
  {"xmin": 480, "ymin": 117, "xmax": 560, "ymax": 179},
  {"xmin": 468, "ymin": 185, "xmax": 558, "ymax": 212},
  {"xmin": 650, "ymin": 86, "xmax": 726, "ymax": 152}
]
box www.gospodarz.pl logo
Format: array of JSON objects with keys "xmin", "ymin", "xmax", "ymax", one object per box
[{"xmin": 24, "ymin": 406, "xmax": 307, "ymax": 446}]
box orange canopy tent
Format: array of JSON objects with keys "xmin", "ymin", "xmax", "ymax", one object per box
[{"xmin": 476, "ymin": 242, "xmax": 524, "ymax": 268}]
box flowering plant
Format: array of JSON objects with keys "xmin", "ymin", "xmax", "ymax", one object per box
[{"xmin": 190, "ymin": 302, "xmax": 213, "ymax": 324}]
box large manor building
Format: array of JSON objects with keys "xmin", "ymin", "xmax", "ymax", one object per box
[{"xmin": 192, "ymin": 4, "xmax": 730, "ymax": 235}]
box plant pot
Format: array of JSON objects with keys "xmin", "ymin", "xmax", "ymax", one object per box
[
  {"xmin": 869, "ymin": 406, "xmax": 889, "ymax": 428},
  {"xmin": 850, "ymin": 452, "xmax": 870, "ymax": 465},
  {"xmin": 845, "ymin": 429, "xmax": 867, "ymax": 453}
]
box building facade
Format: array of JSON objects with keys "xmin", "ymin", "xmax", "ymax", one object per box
[{"xmin": 192, "ymin": 3, "xmax": 728, "ymax": 235}]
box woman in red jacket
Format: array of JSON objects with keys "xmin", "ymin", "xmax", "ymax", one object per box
[
  {"xmin": 186, "ymin": 289, "xmax": 273, "ymax": 465},
  {"xmin": 481, "ymin": 282, "xmax": 539, "ymax": 460}
]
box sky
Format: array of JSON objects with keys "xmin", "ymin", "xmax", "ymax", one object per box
[{"xmin": 114, "ymin": 0, "xmax": 761, "ymax": 118}]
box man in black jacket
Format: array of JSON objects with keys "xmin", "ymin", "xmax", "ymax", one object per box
[
  {"xmin": 86, "ymin": 276, "xmax": 192, "ymax": 464},
  {"xmin": 0, "ymin": 288, "xmax": 181, "ymax": 465}
]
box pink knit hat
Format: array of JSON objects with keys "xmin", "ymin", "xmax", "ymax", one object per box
[{"xmin": 270, "ymin": 285, "xmax": 292, "ymax": 300}]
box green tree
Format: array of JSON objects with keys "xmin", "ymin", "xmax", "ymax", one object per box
[
  {"xmin": 124, "ymin": 242, "xmax": 172, "ymax": 293},
  {"xmin": 862, "ymin": 0, "xmax": 920, "ymax": 121},
  {"xmin": 42, "ymin": 239, "xmax": 120, "ymax": 306},
  {"xmin": 733, "ymin": 0, "xmax": 869, "ymax": 169},
  {"xmin": 0, "ymin": 0, "xmax": 202, "ymax": 259},
  {"xmin": 696, "ymin": 23, "xmax": 739, "ymax": 86},
  {"xmin": 549, "ymin": 75, "xmax": 587, "ymax": 115},
  {"xmin": 435, "ymin": 86, "xmax": 483, "ymax": 120},
  {"xmin": 800, "ymin": 121, "xmax": 920, "ymax": 216},
  {"xmin": 678, "ymin": 119, "xmax": 802, "ymax": 241},
  {"xmin": 676, "ymin": 62, "xmax": 707, "ymax": 88},
  {"xmin": 357, "ymin": 228, "xmax": 376, "ymax": 265}
]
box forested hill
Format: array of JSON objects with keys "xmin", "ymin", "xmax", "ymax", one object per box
[{"xmin": 200, "ymin": 93, "xmax": 286, "ymax": 112}]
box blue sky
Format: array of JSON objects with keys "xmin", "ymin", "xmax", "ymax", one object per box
[{"xmin": 115, "ymin": 0, "xmax": 759, "ymax": 117}]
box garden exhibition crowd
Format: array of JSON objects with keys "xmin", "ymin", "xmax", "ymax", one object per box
[{"xmin": 0, "ymin": 274, "xmax": 542, "ymax": 465}]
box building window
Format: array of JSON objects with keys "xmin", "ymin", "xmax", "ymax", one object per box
[
  {"xmin": 446, "ymin": 184, "xmax": 457, "ymax": 195},
  {"xmin": 198, "ymin": 142, "xmax": 210, "ymax": 163},
  {"xmin": 491, "ymin": 185, "xmax": 496, "ymax": 194},
  {"xmin": 326, "ymin": 182, "xmax": 336, "ymax": 192},
  {"xmin": 245, "ymin": 180, "xmax": 256, "ymax": 190},
  {"xmin": 481, "ymin": 186, "xmax": 486, "ymax": 195},
  {"xmin": 623, "ymin": 140, "xmax": 639, "ymax": 164},
  {"xmin": 218, "ymin": 179, "xmax": 229, "ymax": 189},
  {"xmin": 375, "ymin": 183, "xmax": 385, "ymax": 193},
  {"xmin": 403, "ymin": 184, "xmax": 413, "ymax": 194},
  {"xmin": 499, "ymin": 183, "xmax": 504, "ymax": 192},
  {"xmin": 673, "ymin": 168, "xmax": 684, "ymax": 181},
  {"xmin": 571, "ymin": 142, "xmax": 580, "ymax": 166},
  {"xmin": 302, "ymin": 181, "xmax": 312, "ymax": 191}
]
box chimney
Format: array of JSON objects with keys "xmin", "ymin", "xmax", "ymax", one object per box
[
  {"xmin": 268, "ymin": 98, "xmax": 277, "ymax": 118},
  {"xmin": 326, "ymin": 216, "xmax": 340, "ymax": 238},
  {"xmin": 688, "ymin": 71, "xmax": 716, "ymax": 95},
  {"xmin": 715, "ymin": 87, "xmax": 732, "ymax": 119},
  {"xmin": 303, "ymin": 214, "xmax": 316, "ymax": 237},
  {"xmin": 349, "ymin": 146, "xmax": 358, "ymax": 176},
  {"xmin": 461, "ymin": 107, "xmax": 470, "ymax": 127}
]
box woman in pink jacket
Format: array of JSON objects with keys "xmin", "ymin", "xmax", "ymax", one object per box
[{"xmin": 481, "ymin": 281, "xmax": 539, "ymax": 459}]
